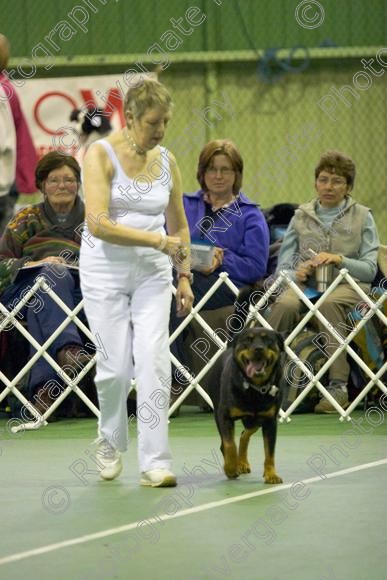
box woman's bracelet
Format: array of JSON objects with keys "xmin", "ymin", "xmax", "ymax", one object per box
[
  {"xmin": 178, "ymin": 272, "xmax": 194, "ymax": 284},
  {"xmin": 157, "ymin": 232, "xmax": 167, "ymax": 251}
]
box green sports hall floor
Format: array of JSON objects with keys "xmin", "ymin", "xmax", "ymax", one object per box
[{"xmin": 1, "ymin": 406, "xmax": 386, "ymax": 580}]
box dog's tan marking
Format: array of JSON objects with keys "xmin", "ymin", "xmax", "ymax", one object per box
[
  {"xmin": 230, "ymin": 406, "xmax": 254, "ymax": 418},
  {"xmin": 263, "ymin": 434, "xmax": 282, "ymax": 484},
  {"xmin": 238, "ymin": 427, "xmax": 259, "ymax": 474},
  {"xmin": 257, "ymin": 405, "xmax": 277, "ymax": 419},
  {"xmin": 222, "ymin": 439, "xmax": 239, "ymax": 479}
]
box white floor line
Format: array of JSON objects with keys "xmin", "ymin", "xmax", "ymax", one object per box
[{"xmin": 1, "ymin": 458, "xmax": 386, "ymax": 567}]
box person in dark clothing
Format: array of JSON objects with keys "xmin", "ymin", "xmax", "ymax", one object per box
[{"xmin": 0, "ymin": 151, "xmax": 88, "ymax": 412}]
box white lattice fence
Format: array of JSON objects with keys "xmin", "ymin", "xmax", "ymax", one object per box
[
  {"xmin": 0, "ymin": 270, "xmax": 385, "ymax": 430},
  {"xmin": 0, "ymin": 275, "xmax": 99, "ymax": 431},
  {"xmin": 170, "ymin": 269, "xmax": 387, "ymax": 421}
]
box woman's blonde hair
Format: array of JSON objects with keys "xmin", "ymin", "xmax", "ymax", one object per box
[{"xmin": 124, "ymin": 78, "xmax": 173, "ymax": 119}]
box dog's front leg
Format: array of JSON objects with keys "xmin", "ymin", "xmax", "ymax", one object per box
[
  {"xmin": 218, "ymin": 414, "xmax": 239, "ymax": 479},
  {"xmin": 238, "ymin": 426, "xmax": 259, "ymax": 474},
  {"xmin": 262, "ymin": 420, "xmax": 283, "ymax": 484}
]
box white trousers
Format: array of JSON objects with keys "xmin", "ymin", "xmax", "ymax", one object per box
[{"xmin": 80, "ymin": 247, "xmax": 173, "ymax": 473}]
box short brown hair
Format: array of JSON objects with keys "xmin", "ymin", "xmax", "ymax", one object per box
[
  {"xmin": 315, "ymin": 150, "xmax": 356, "ymax": 191},
  {"xmin": 197, "ymin": 139, "xmax": 243, "ymax": 196},
  {"xmin": 35, "ymin": 151, "xmax": 81, "ymax": 191},
  {"xmin": 124, "ymin": 78, "xmax": 173, "ymax": 119}
]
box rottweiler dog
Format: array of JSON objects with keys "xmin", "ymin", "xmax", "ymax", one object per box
[{"xmin": 209, "ymin": 326, "xmax": 284, "ymax": 484}]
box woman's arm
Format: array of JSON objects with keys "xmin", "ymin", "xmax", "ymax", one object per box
[
  {"xmin": 278, "ymin": 213, "xmax": 379, "ymax": 284},
  {"xmin": 221, "ymin": 212, "xmax": 270, "ymax": 284},
  {"xmin": 0, "ymin": 212, "xmax": 32, "ymax": 293},
  {"xmin": 164, "ymin": 153, "xmax": 194, "ymax": 317},
  {"xmin": 165, "ymin": 154, "xmax": 192, "ymax": 273},
  {"xmin": 164, "ymin": 154, "xmax": 191, "ymax": 252},
  {"xmin": 273, "ymin": 219, "xmax": 308, "ymax": 282},
  {"xmin": 314, "ymin": 212, "xmax": 379, "ymax": 282},
  {"xmin": 343, "ymin": 212, "xmax": 379, "ymax": 281}
]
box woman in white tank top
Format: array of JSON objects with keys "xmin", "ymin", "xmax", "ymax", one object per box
[{"xmin": 80, "ymin": 79, "xmax": 193, "ymax": 487}]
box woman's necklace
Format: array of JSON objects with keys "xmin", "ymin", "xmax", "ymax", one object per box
[{"xmin": 125, "ymin": 129, "xmax": 146, "ymax": 156}]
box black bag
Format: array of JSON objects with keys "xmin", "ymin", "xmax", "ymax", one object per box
[{"xmin": 262, "ymin": 203, "xmax": 298, "ymax": 276}]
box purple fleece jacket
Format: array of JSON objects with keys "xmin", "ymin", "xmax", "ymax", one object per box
[{"xmin": 183, "ymin": 191, "xmax": 270, "ymax": 287}]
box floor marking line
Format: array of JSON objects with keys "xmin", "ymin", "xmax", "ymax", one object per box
[{"xmin": 1, "ymin": 457, "xmax": 386, "ymax": 566}]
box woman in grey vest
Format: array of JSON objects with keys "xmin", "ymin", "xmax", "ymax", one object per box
[{"xmin": 268, "ymin": 150, "xmax": 379, "ymax": 413}]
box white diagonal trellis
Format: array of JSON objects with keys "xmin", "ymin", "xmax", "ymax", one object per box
[
  {"xmin": 0, "ymin": 269, "xmax": 385, "ymax": 429},
  {"xmin": 168, "ymin": 272, "xmax": 238, "ymax": 417},
  {"xmin": 170, "ymin": 269, "xmax": 386, "ymax": 421},
  {"xmin": 0, "ymin": 275, "xmax": 99, "ymax": 430}
]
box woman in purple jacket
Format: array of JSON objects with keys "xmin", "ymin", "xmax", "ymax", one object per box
[
  {"xmin": 181, "ymin": 139, "xmax": 269, "ymax": 307},
  {"xmin": 170, "ymin": 139, "xmax": 269, "ymax": 381}
]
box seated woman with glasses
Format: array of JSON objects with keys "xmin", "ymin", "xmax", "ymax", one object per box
[
  {"xmin": 267, "ymin": 150, "xmax": 380, "ymax": 413},
  {"xmin": 0, "ymin": 151, "xmax": 90, "ymax": 415},
  {"xmin": 180, "ymin": 139, "xmax": 269, "ymax": 308},
  {"xmin": 169, "ymin": 139, "xmax": 270, "ymax": 389}
]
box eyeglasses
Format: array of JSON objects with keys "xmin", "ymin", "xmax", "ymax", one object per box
[
  {"xmin": 205, "ymin": 167, "xmax": 235, "ymax": 177},
  {"xmin": 316, "ymin": 176, "xmax": 347, "ymax": 188},
  {"xmin": 45, "ymin": 177, "xmax": 78, "ymax": 188}
]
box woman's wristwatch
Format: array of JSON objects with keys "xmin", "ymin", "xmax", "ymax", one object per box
[{"xmin": 178, "ymin": 272, "xmax": 194, "ymax": 284}]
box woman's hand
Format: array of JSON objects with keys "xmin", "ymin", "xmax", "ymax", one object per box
[
  {"xmin": 156, "ymin": 234, "xmax": 191, "ymax": 264},
  {"xmin": 311, "ymin": 252, "xmax": 343, "ymax": 267},
  {"xmin": 159, "ymin": 235, "xmax": 182, "ymax": 256},
  {"xmin": 295, "ymin": 260, "xmax": 314, "ymax": 283},
  {"xmin": 295, "ymin": 252, "xmax": 343, "ymax": 283},
  {"xmin": 175, "ymin": 278, "xmax": 194, "ymax": 318},
  {"xmin": 214, "ymin": 247, "xmax": 224, "ymax": 266},
  {"xmin": 195, "ymin": 246, "xmax": 224, "ymax": 276}
]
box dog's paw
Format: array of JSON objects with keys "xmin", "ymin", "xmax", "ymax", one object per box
[
  {"xmin": 237, "ymin": 460, "xmax": 251, "ymax": 474},
  {"xmin": 263, "ymin": 471, "xmax": 283, "ymax": 484},
  {"xmin": 225, "ymin": 471, "xmax": 239, "ymax": 479},
  {"xmin": 224, "ymin": 463, "xmax": 239, "ymax": 479}
]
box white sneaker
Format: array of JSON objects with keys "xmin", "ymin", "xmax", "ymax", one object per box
[
  {"xmin": 96, "ymin": 439, "xmax": 123, "ymax": 481},
  {"xmin": 140, "ymin": 468, "xmax": 177, "ymax": 488}
]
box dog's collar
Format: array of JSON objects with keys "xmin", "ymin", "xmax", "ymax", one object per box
[{"xmin": 242, "ymin": 379, "xmax": 279, "ymax": 397}]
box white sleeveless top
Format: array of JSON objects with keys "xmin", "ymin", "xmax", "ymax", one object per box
[{"xmin": 80, "ymin": 140, "xmax": 172, "ymax": 263}]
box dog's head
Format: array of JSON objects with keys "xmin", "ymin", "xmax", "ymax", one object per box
[{"xmin": 233, "ymin": 327, "xmax": 284, "ymax": 386}]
